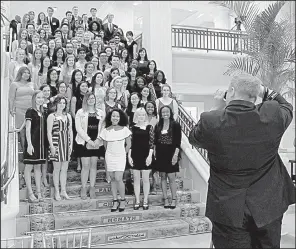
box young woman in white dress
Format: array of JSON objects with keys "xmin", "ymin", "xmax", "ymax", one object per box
[{"xmin": 100, "ymin": 108, "xmax": 131, "ymax": 212}]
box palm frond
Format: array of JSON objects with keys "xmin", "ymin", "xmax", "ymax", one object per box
[
  {"xmin": 209, "ymin": 1, "xmax": 260, "ymax": 33},
  {"xmin": 223, "ymin": 56, "xmax": 261, "ymax": 76}
]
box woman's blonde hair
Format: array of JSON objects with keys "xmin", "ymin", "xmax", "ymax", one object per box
[
  {"xmin": 110, "ymin": 76, "xmax": 124, "ymax": 93},
  {"xmin": 31, "ymin": 90, "xmax": 44, "ymax": 112},
  {"xmin": 133, "ymin": 107, "xmax": 148, "ymax": 124},
  {"xmin": 15, "ymin": 48, "xmax": 26, "ymax": 62}
]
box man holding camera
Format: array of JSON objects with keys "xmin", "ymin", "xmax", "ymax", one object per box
[{"xmin": 189, "ymin": 73, "xmax": 295, "ymax": 248}]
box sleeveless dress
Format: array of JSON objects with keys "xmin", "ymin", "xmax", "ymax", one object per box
[
  {"xmin": 23, "ymin": 108, "xmax": 46, "ymax": 165},
  {"xmin": 49, "ymin": 114, "xmax": 71, "ymax": 162},
  {"xmin": 100, "ymin": 127, "xmax": 131, "ymax": 172},
  {"xmin": 157, "ymin": 98, "xmax": 174, "ymax": 115},
  {"xmin": 11, "ymin": 81, "xmax": 35, "ymax": 128},
  {"xmin": 131, "ymin": 125, "xmax": 154, "ymax": 170}
]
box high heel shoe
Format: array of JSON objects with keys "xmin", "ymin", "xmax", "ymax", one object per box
[
  {"xmin": 143, "ymin": 201, "xmax": 149, "ymax": 210},
  {"xmin": 28, "ymin": 193, "xmax": 39, "ymax": 203},
  {"xmin": 119, "ymin": 199, "xmax": 126, "ymax": 212},
  {"xmin": 111, "ymin": 200, "xmax": 119, "ymax": 212},
  {"xmin": 133, "ymin": 202, "xmax": 140, "ymax": 210},
  {"xmin": 60, "ymin": 191, "xmax": 70, "ymax": 200},
  {"xmin": 164, "ymin": 198, "xmax": 170, "ymax": 209},
  {"xmin": 37, "ymin": 192, "xmax": 44, "ymax": 202},
  {"xmin": 170, "ymin": 198, "xmax": 177, "ymax": 209}
]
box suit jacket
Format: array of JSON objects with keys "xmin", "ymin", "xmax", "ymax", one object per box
[
  {"xmin": 102, "ymin": 23, "xmax": 118, "ymax": 42},
  {"xmin": 189, "ymin": 95, "xmax": 295, "ymax": 228},
  {"xmin": 87, "ymin": 17, "xmax": 103, "ymax": 27},
  {"xmin": 46, "ymin": 16, "xmax": 60, "ymax": 34},
  {"xmin": 61, "ymin": 33, "xmax": 72, "ymax": 47}
]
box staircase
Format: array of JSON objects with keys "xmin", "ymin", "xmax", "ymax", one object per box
[{"xmin": 16, "ymin": 153, "xmax": 211, "ymax": 247}]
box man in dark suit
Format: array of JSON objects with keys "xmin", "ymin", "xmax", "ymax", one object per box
[
  {"xmin": 60, "ymin": 23, "xmax": 72, "ymax": 48},
  {"xmin": 189, "ymin": 74, "xmax": 295, "ymax": 248},
  {"xmin": 46, "ymin": 7, "xmax": 60, "ymax": 34},
  {"xmin": 102, "ymin": 13, "xmax": 118, "ymax": 43},
  {"xmin": 88, "ymin": 7, "xmax": 103, "ymax": 27}
]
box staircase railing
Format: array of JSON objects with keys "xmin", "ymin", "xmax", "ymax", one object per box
[
  {"xmin": 177, "ymin": 103, "xmax": 209, "ymax": 164},
  {"xmin": 171, "ymin": 24, "xmax": 259, "ymax": 54}
]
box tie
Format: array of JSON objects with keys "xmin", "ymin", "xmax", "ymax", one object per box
[
  {"xmin": 109, "ymin": 23, "xmax": 112, "ymax": 31},
  {"xmin": 102, "ymin": 65, "xmax": 105, "ymax": 72},
  {"xmin": 50, "ymin": 17, "xmax": 52, "ymax": 25}
]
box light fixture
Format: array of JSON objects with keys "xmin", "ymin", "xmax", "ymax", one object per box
[{"xmin": 133, "ymin": 1, "xmax": 142, "ymax": 6}]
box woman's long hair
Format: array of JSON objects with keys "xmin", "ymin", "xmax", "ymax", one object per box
[
  {"xmin": 126, "ymin": 92, "xmax": 141, "ymax": 117},
  {"xmin": 91, "ymin": 71, "xmax": 104, "ymax": 89},
  {"xmin": 105, "ymin": 108, "xmax": 128, "ymax": 128},
  {"xmin": 15, "ymin": 66, "xmax": 31, "ymax": 82},
  {"xmin": 31, "ymin": 90, "xmax": 44, "ymax": 112},
  {"xmin": 136, "ymin": 48, "xmax": 148, "ymax": 61},
  {"xmin": 156, "ymin": 105, "xmax": 175, "ymax": 136},
  {"xmin": 82, "ymin": 92, "xmax": 96, "ymax": 112},
  {"xmin": 144, "ymin": 101, "xmax": 157, "ymax": 118},
  {"xmin": 38, "ymin": 56, "xmax": 52, "ymax": 76},
  {"xmin": 70, "ymin": 69, "xmax": 84, "ymax": 96},
  {"xmin": 46, "ymin": 68, "xmax": 59, "ymax": 85}
]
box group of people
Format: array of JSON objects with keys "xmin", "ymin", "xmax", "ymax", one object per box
[{"xmin": 8, "ymin": 6, "xmax": 182, "ymax": 213}]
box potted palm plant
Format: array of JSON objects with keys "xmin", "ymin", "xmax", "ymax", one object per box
[
  {"xmin": 210, "ymin": 1, "xmax": 295, "ymax": 98},
  {"xmin": 1, "ymin": 1, "xmax": 9, "ymax": 27}
]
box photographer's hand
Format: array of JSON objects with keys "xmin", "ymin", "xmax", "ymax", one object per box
[{"xmin": 211, "ymin": 89, "xmax": 226, "ymax": 111}]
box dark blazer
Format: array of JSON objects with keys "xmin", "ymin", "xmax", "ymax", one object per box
[
  {"xmin": 102, "ymin": 23, "xmax": 118, "ymax": 42},
  {"xmin": 87, "ymin": 16, "xmax": 102, "ymax": 26},
  {"xmin": 61, "ymin": 33, "xmax": 72, "ymax": 47},
  {"xmin": 46, "ymin": 16, "xmax": 60, "ymax": 34},
  {"xmin": 189, "ymin": 94, "xmax": 295, "ymax": 228},
  {"xmin": 27, "ymin": 43, "xmax": 39, "ymax": 54}
]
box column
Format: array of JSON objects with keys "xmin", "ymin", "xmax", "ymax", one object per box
[{"xmin": 142, "ymin": 1, "xmax": 173, "ymax": 87}]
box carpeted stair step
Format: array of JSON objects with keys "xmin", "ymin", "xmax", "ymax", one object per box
[
  {"xmin": 19, "ymin": 177, "xmax": 193, "ymax": 201},
  {"xmin": 17, "ymin": 203, "xmax": 206, "ymax": 236},
  {"xmin": 18, "ymin": 189, "xmax": 201, "ymax": 217},
  {"xmin": 29, "ymin": 216, "xmax": 211, "ymax": 247}
]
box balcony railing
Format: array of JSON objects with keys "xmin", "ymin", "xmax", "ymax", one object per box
[{"xmin": 171, "ymin": 25, "xmax": 259, "ymax": 54}]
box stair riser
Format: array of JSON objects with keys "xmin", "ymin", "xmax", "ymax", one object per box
[
  {"xmin": 30, "ymin": 217, "xmax": 211, "ymax": 247},
  {"xmin": 17, "ymin": 203, "xmax": 204, "ymax": 235}
]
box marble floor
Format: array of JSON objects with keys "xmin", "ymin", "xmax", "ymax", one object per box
[{"xmin": 100, "ymin": 205, "xmax": 295, "ymax": 248}]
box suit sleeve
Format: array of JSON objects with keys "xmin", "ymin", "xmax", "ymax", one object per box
[
  {"xmin": 264, "ymin": 90, "xmax": 293, "ymax": 130},
  {"xmin": 189, "ymin": 113, "xmax": 208, "ymax": 149}
]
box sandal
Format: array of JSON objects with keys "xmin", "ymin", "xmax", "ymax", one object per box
[
  {"xmin": 164, "ymin": 198, "xmax": 170, "ymax": 209},
  {"xmin": 170, "ymin": 198, "xmax": 177, "ymax": 209},
  {"xmin": 119, "ymin": 199, "xmax": 126, "ymax": 212},
  {"xmin": 143, "ymin": 201, "xmax": 149, "ymax": 210},
  {"xmin": 37, "ymin": 192, "xmax": 44, "ymax": 202},
  {"xmin": 133, "ymin": 202, "xmax": 140, "ymax": 210},
  {"xmin": 28, "ymin": 193, "xmax": 39, "ymax": 203},
  {"xmin": 54, "ymin": 191, "xmax": 61, "ymax": 201},
  {"xmin": 60, "ymin": 191, "xmax": 71, "ymax": 200},
  {"xmin": 111, "ymin": 199, "xmax": 119, "ymax": 212}
]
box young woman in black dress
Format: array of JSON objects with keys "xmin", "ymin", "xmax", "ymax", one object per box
[
  {"xmin": 46, "ymin": 68, "xmax": 59, "ymax": 97},
  {"xmin": 75, "ymin": 92, "xmax": 104, "ymax": 199},
  {"xmin": 136, "ymin": 48, "xmax": 149, "ymax": 76},
  {"xmin": 154, "ymin": 105, "xmax": 182, "ymax": 209},
  {"xmin": 126, "ymin": 31, "xmax": 137, "ymax": 62},
  {"xmin": 128, "ymin": 108, "xmax": 154, "ymax": 210},
  {"xmin": 70, "ymin": 82, "xmax": 90, "ymax": 173},
  {"xmin": 152, "ymin": 70, "xmax": 166, "ymax": 99},
  {"xmin": 23, "ymin": 90, "xmax": 46, "ymax": 203},
  {"xmin": 40, "ymin": 85, "xmax": 54, "ymax": 187}
]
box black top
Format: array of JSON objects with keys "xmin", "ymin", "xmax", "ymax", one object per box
[
  {"xmin": 126, "ymin": 40, "xmax": 137, "ymax": 60},
  {"xmin": 189, "ymin": 95, "xmax": 295, "ymax": 228}
]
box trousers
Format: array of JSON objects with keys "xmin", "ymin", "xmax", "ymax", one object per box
[{"xmin": 211, "ymin": 205, "xmax": 283, "ymax": 248}]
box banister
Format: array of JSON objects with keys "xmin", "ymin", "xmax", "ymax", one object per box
[{"xmin": 172, "ymin": 24, "xmax": 246, "ymax": 34}]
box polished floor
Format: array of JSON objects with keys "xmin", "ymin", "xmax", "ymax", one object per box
[{"xmin": 100, "ymin": 204, "xmax": 295, "ymax": 248}]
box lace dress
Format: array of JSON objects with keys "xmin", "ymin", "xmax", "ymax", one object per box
[
  {"xmin": 154, "ymin": 122, "xmax": 182, "ymax": 173},
  {"xmin": 130, "ymin": 125, "xmax": 154, "ymax": 170}
]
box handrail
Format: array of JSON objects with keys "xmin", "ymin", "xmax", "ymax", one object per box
[{"xmin": 176, "ymin": 102, "xmax": 210, "ymax": 164}]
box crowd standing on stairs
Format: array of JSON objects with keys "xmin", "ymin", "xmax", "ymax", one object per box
[{"xmin": 8, "ymin": 6, "xmax": 182, "ymax": 213}]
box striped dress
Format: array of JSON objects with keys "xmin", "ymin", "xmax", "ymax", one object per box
[{"xmin": 49, "ymin": 114, "xmax": 71, "ymax": 162}]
